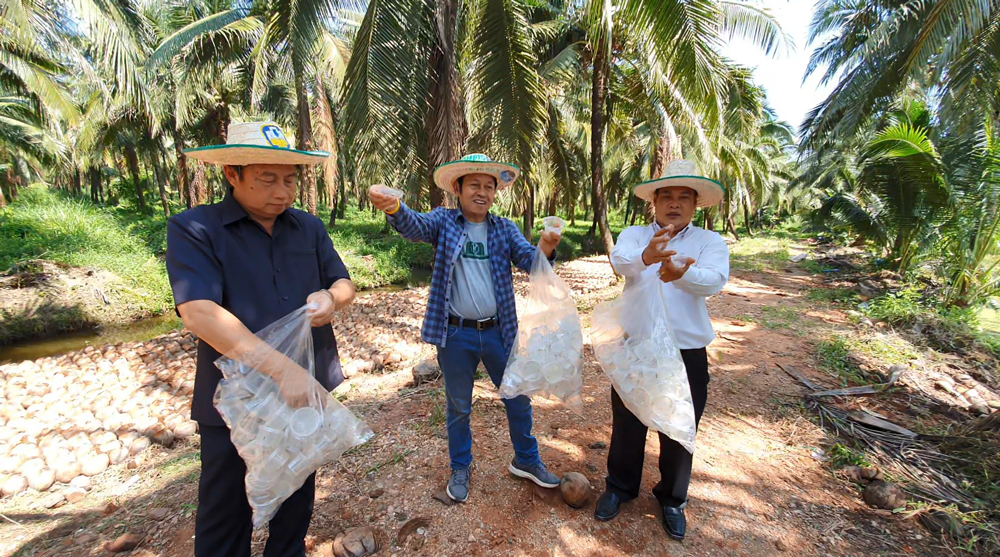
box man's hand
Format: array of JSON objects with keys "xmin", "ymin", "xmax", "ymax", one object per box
[
  {"xmin": 369, "ymin": 185, "xmax": 400, "ymax": 213},
  {"xmin": 306, "ymin": 290, "xmax": 336, "ymax": 327},
  {"xmin": 642, "ymin": 226, "xmax": 676, "ymax": 266},
  {"xmin": 276, "ymin": 363, "xmax": 327, "ymax": 409},
  {"xmin": 538, "ymin": 229, "xmax": 562, "ymax": 258},
  {"xmin": 658, "ymin": 256, "xmax": 696, "ymax": 283}
]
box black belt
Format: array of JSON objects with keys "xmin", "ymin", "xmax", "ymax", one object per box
[{"xmin": 449, "ymin": 315, "xmax": 497, "ymax": 331}]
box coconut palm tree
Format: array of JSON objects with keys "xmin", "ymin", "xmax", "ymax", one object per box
[
  {"xmin": 802, "ymin": 0, "xmax": 1000, "ymax": 149},
  {"xmin": 341, "ymin": 0, "xmax": 546, "ymax": 219},
  {"xmin": 580, "ymin": 0, "xmax": 787, "ymax": 254}
]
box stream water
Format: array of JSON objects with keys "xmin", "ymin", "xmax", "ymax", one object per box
[{"xmin": 0, "ymin": 268, "xmax": 434, "ymax": 364}]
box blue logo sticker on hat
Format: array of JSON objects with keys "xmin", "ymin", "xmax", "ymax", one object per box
[
  {"xmin": 500, "ymin": 170, "xmax": 514, "ymax": 183},
  {"xmin": 261, "ymin": 124, "xmax": 290, "ymax": 149}
]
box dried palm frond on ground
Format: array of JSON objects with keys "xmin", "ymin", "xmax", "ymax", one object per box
[{"xmin": 813, "ymin": 401, "xmax": 1000, "ymax": 555}]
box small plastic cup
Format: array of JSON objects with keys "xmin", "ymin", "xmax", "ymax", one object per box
[
  {"xmin": 542, "ymin": 216, "xmax": 565, "ymax": 234},
  {"xmin": 290, "ymin": 407, "xmax": 322, "ymax": 438},
  {"xmin": 370, "ymin": 184, "xmax": 404, "ymax": 199},
  {"xmin": 671, "ymin": 254, "xmax": 693, "ymax": 267}
]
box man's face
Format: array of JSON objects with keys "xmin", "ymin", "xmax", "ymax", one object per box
[
  {"xmin": 654, "ymin": 186, "xmax": 698, "ymax": 230},
  {"xmin": 224, "ymin": 164, "xmax": 298, "ymax": 220},
  {"xmin": 455, "ymin": 173, "xmax": 497, "ymax": 220}
]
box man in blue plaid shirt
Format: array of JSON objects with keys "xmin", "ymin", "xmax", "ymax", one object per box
[{"xmin": 369, "ymin": 154, "xmax": 562, "ymax": 503}]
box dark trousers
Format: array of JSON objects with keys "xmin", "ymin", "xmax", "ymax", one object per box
[
  {"xmin": 196, "ymin": 424, "xmax": 316, "ymax": 557},
  {"xmin": 605, "ymin": 348, "xmax": 710, "ymax": 508}
]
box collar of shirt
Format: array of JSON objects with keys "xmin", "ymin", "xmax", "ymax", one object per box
[{"xmin": 452, "ymin": 209, "xmax": 499, "ymax": 228}]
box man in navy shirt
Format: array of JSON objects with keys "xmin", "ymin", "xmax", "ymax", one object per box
[{"xmin": 166, "ymin": 122, "xmax": 356, "ymax": 557}]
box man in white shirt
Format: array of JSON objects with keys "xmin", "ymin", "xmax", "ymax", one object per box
[{"xmin": 594, "ymin": 160, "xmax": 730, "ymax": 542}]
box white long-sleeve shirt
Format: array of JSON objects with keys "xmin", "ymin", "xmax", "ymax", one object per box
[{"xmin": 610, "ymin": 222, "xmax": 730, "ymax": 349}]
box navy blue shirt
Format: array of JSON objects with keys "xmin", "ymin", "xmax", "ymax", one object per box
[{"xmin": 166, "ymin": 191, "xmax": 350, "ymax": 426}]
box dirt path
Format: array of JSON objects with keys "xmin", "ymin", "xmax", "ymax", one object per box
[{"xmin": 1, "ymin": 256, "xmax": 946, "ymax": 556}]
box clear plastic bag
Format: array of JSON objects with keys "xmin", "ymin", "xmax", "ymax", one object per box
[
  {"xmin": 590, "ymin": 277, "xmax": 697, "ymax": 452},
  {"xmin": 214, "ymin": 305, "xmax": 373, "ymax": 528},
  {"xmin": 499, "ymin": 249, "xmax": 584, "ymax": 413}
]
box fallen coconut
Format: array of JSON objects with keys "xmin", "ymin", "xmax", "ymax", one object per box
[
  {"xmin": 0, "ymin": 454, "xmax": 26, "ymax": 474},
  {"xmin": 17, "ymin": 457, "xmax": 45, "ymax": 475},
  {"xmin": 129, "ymin": 437, "xmax": 150, "ymax": 456},
  {"xmin": 70, "ymin": 475, "xmax": 93, "ymax": 491},
  {"xmin": 2, "ymin": 475, "xmax": 27, "ymax": 496},
  {"xmin": 63, "ymin": 487, "xmax": 87, "ymax": 503},
  {"xmin": 559, "ymin": 473, "xmax": 592, "ymax": 509},
  {"xmin": 863, "ymin": 480, "xmax": 908, "ymax": 510},
  {"xmin": 173, "ymin": 421, "xmax": 198, "ymax": 438},
  {"xmin": 333, "ymin": 527, "xmax": 380, "ymax": 557},
  {"xmin": 26, "ymin": 468, "xmax": 55, "ymax": 492},
  {"xmin": 81, "ymin": 453, "xmax": 110, "ymax": 477},
  {"xmin": 109, "ymin": 447, "xmax": 130, "ymax": 465},
  {"xmin": 54, "ymin": 461, "xmax": 82, "ymax": 484}
]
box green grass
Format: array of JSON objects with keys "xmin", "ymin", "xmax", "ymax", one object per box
[
  {"xmin": 0, "ymin": 186, "xmax": 173, "ymax": 304},
  {"xmin": 729, "ymin": 236, "xmax": 793, "ymax": 272},
  {"xmin": 977, "ymin": 304, "xmax": 1000, "ymax": 334},
  {"xmin": 760, "ymin": 306, "xmax": 801, "ymax": 329},
  {"xmin": 863, "ymin": 288, "xmax": 1000, "ymax": 368},
  {"xmin": 0, "ymin": 187, "xmax": 174, "ymax": 343},
  {"xmin": 817, "ymin": 334, "xmax": 918, "ymax": 386},
  {"xmin": 817, "ymin": 337, "xmax": 866, "ymax": 385},
  {"xmin": 828, "ymin": 442, "xmax": 873, "ymax": 468},
  {"xmin": 807, "ymin": 287, "xmax": 861, "ymax": 305},
  {"xmin": 326, "ymin": 206, "xmax": 435, "ymax": 289},
  {"xmin": 0, "ymin": 188, "xmax": 622, "ymax": 342}
]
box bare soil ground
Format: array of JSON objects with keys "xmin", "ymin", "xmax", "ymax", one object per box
[{"xmin": 2, "ymin": 254, "xmax": 989, "ymax": 557}]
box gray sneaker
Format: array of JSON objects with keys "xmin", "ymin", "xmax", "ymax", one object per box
[
  {"xmin": 446, "ymin": 467, "xmax": 471, "ymax": 502},
  {"xmin": 508, "ymin": 459, "xmax": 560, "ymax": 488}
]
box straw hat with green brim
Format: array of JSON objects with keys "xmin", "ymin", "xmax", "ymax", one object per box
[
  {"xmin": 633, "ymin": 159, "xmax": 725, "ymax": 208},
  {"xmin": 433, "ymin": 154, "xmax": 519, "ymax": 192},
  {"xmin": 184, "ymin": 121, "xmax": 329, "ymax": 166}
]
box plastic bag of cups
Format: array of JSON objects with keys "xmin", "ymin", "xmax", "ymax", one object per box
[
  {"xmin": 590, "ymin": 277, "xmax": 697, "ymax": 452},
  {"xmin": 214, "ymin": 305, "xmax": 373, "ymax": 528},
  {"xmin": 499, "ymin": 242, "xmax": 584, "ymax": 413}
]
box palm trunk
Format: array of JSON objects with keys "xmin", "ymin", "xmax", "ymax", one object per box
[
  {"xmin": 124, "ymin": 144, "xmax": 146, "ymax": 212},
  {"xmin": 523, "ymin": 177, "xmax": 535, "ymax": 240},
  {"xmin": 427, "ymin": 0, "xmax": 466, "ymax": 209},
  {"xmin": 153, "ymin": 153, "xmax": 171, "ymax": 218},
  {"xmin": 88, "ymin": 168, "xmax": 100, "ymax": 203},
  {"xmin": 174, "ymin": 131, "xmax": 192, "ymax": 209},
  {"xmin": 292, "ymin": 64, "xmax": 317, "ymax": 215},
  {"xmin": 590, "ymin": 40, "xmax": 615, "ymax": 256},
  {"xmin": 73, "ymin": 169, "xmax": 81, "ymax": 197},
  {"xmin": 742, "ymin": 198, "xmax": 753, "ymax": 237},
  {"xmin": 193, "ymin": 165, "xmax": 207, "ymax": 206},
  {"xmin": 315, "ymin": 74, "xmax": 340, "ymax": 227}
]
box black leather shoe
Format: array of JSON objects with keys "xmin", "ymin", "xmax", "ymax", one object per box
[
  {"xmin": 594, "ymin": 490, "xmax": 623, "ymax": 521},
  {"xmin": 661, "ymin": 505, "xmax": 687, "ymax": 540}
]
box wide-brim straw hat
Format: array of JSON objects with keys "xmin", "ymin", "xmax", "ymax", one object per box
[
  {"xmin": 184, "ymin": 121, "xmax": 329, "ymax": 166},
  {"xmin": 633, "ymin": 159, "xmax": 725, "ymax": 208},
  {"xmin": 433, "ymin": 153, "xmax": 519, "ymax": 192}
]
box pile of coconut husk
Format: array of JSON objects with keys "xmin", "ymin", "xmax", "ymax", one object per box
[{"xmin": 0, "ymin": 331, "xmax": 199, "ymax": 505}]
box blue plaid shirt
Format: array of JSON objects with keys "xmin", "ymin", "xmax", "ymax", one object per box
[{"xmin": 389, "ymin": 204, "xmax": 544, "ymax": 355}]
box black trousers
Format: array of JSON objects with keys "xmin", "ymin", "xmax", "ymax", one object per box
[
  {"xmin": 605, "ymin": 348, "xmax": 710, "ymax": 508},
  {"xmin": 196, "ymin": 424, "xmax": 316, "ymax": 557}
]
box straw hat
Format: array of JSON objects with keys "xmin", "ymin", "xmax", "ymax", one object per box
[
  {"xmin": 633, "ymin": 160, "xmax": 725, "ymax": 207},
  {"xmin": 433, "ymin": 153, "xmax": 519, "ymax": 192},
  {"xmin": 184, "ymin": 121, "xmax": 329, "ymax": 166}
]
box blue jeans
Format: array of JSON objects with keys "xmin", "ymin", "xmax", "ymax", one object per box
[{"xmin": 436, "ymin": 324, "xmax": 541, "ymax": 470}]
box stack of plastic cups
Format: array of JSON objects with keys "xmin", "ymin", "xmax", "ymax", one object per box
[
  {"xmin": 370, "ymin": 184, "xmax": 404, "ymax": 200},
  {"xmin": 543, "ymin": 215, "xmax": 566, "ymax": 235}
]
